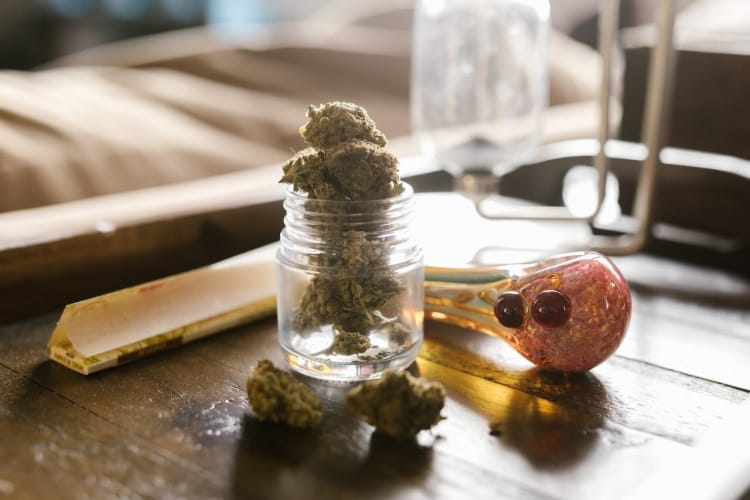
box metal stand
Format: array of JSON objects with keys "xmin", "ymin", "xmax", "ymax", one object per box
[{"xmin": 475, "ymin": 0, "xmax": 678, "ymax": 256}]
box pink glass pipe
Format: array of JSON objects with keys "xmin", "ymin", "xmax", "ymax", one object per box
[{"xmin": 424, "ymin": 252, "xmax": 632, "ymax": 372}]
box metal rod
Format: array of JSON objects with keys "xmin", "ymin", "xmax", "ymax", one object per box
[
  {"xmin": 476, "ymin": 0, "xmax": 620, "ymax": 223},
  {"xmin": 593, "ymin": 0, "xmax": 677, "ymax": 254},
  {"xmin": 633, "ymin": 0, "xmax": 677, "ymax": 246},
  {"xmin": 593, "ymin": 0, "xmax": 620, "ymax": 215}
]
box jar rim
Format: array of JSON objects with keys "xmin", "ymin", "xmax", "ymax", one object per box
[{"xmin": 284, "ymin": 182, "xmax": 414, "ymax": 209}]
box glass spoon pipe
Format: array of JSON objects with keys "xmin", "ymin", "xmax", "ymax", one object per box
[{"xmin": 424, "ymin": 251, "xmax": 631, "ymax": 372}]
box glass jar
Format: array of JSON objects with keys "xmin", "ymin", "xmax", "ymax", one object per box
[{"xmin": 276, "ymin": 183, "xmax": 424, "ymax": 381}]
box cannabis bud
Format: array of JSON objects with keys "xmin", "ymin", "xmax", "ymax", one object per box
[
  {"xmin": 246, "ymin": 359, "xmax": 323, "ymax": 428},
  {"xmin": 299, "ymin": 101, "xmax": 387, "ymax": 150},
  {"xmin": 279, "ymin": 102, "xmax": 406, "ymax": 355},
  {"xmin": 281, "ymin": 103, "xmax": 402, "ymax": 201},
  {"xmin": 345, "ymin": 370, "xmax": 446, "ymax": 440}
]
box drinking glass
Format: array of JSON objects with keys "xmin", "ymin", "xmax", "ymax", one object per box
[{"xmin": 411, "ymin": 0, "xmax": 550, "ymax": 199}]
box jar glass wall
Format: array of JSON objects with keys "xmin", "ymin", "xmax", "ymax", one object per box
[{"xmin": 276, "ymin": 183, "xmax": 424, "ymax": 381}]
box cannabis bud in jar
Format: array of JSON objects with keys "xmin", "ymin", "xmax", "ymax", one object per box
[
  {"xmin": 346, "ymin": 370, "xmax": 445, "ymax": 440},
  {"xmin": 276, "ymin": 102, "xmax": 424, "ymax": 381}
]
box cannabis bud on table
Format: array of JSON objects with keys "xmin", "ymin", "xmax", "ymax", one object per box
[
  {"xmin": 346, "ymin": 370, "xmax": 445, "ymax": 440},
  {"xmin": 246, "ymin": 359, "xmax": 323, "ymax": 429},
  {"xmin": 276, "ymin": 102, "xmax": 424, "ymax": 380}
]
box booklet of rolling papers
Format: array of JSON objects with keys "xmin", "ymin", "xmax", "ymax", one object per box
[{"xmin": 48, "ymin": 243, "xmax": 278, "ymax": 375}]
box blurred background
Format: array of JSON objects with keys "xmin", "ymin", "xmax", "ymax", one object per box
[
  {"xmin": 0, "ymin": 0, "xmax": 748, "ymax": 320},
  {"xmin": 0, "ymin": 0, "xmax": 747, "ymax": 269},
  {"xmin": 0, "ymin": 0, "xmax": 687, "ymax": 70},
  {"xmin": 1, "ymin": 0, "xmax": 315, "ymax": 69}
]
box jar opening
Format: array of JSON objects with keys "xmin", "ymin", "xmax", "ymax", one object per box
[
  {"xmin": 279, "ymin": 181, "xmax": 421, "ymax": 272},
  {"xmin": 284, "ymin": 183, "xmax": 414, "ymax": 214}
]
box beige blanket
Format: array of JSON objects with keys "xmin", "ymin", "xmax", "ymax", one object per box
[{"xmin": 0, "ymin": 7, "xmax": 600, "ymax": 213}]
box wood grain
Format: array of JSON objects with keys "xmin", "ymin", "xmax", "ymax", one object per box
[
  {"xmin": 0, "ymin": 201, "xmax": 283, "ymax": 323},
  {"xmin": 1, "ymin": 285, "xmax": 748, "ymax": 499}
]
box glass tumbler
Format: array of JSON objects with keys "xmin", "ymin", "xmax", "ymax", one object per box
[{"xmin": 412, "ymin": 0, "xmax": 550, "ymax": 198}]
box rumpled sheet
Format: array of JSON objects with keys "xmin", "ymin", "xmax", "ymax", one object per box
[{"xmin": 0, "ymin": 6, "xmax": 599, "ymax": 213}]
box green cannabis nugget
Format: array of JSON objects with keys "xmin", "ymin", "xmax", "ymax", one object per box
[
  {"xmin": 280, "ymin": 102, "xmax": 405, "ymax": 355},
  {"xmin": 281, "ymin": 104, "xmax": 402, "ymax": 201},
  {"xmin": 246, "ymin": 359, "xmax": 323, "ymax": 428},
  {"xmin": 298, "ymin": 101, "xmax": 387, "ymax": 150},
  {"xmin": 329, "ymin": 330, "xmax": 371, "ymax": 355},
  {"xmin": 345, "ymin": 370, "xmax": 446, "ymax": 440}
]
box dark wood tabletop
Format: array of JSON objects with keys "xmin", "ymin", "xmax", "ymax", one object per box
[
  {"xmin": 2, "ymin": 159, "xmax": 750, "ymax": 499},
  {"xmin": 1, "ymin": 253, "xmax": 749, "ymax": 499}
]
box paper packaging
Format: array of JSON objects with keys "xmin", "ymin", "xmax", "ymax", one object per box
[{"xmin": 48, "ymin": 243, "xmax": 279, "ymax": 375}]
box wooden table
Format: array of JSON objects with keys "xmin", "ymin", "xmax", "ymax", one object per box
[
  {"xmin": 1, "ymin": 161, "xmax": 750, "ymax": 499},
  {"xmin": 1, "ymin": 254, "xmax": 749, "ymax": 499}
]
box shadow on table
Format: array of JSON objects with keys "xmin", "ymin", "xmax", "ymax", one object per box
[
  {"xmin": 489, "ymin": 368, "xmax": 609, "ymax": 471},
  {"xmin": 419, "ymin": 323, "xmax": 612, "ymax": 471},
  {"xmin": 229, "ymin": 374, "xmax": 434, "ymax": 499}
]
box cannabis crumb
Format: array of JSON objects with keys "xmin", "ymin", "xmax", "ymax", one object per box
[
  {"xmin": 386, "ymin": 322, "xmax": 410, "ymax": 344},
  {"xmin": 345, "ymin": 370, "xmax": 445, "ymax": 440},
  {"xmin": 246, "ymin": 359, "xmax": 323, "ymax": 429},
  {"xmin": 330, "ymin": 330, "xmax": 371, "ymax": 355},
  {"xmin": 357, "ymin": 351, "xmax": 392, "ymax": 362},
  {"xmin": 489, "ymin": 421, "xmax": 503, "ymax": 436}
]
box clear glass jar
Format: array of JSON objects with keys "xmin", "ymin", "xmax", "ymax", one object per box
[{"xmin": 276, "ymin": 183, "xmax": 424, "ymax": 381}]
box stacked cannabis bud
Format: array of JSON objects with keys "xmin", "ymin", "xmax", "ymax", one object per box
[{"xmin": 280, "ymin": 102, "xmax": 405, "ymax": 355}]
